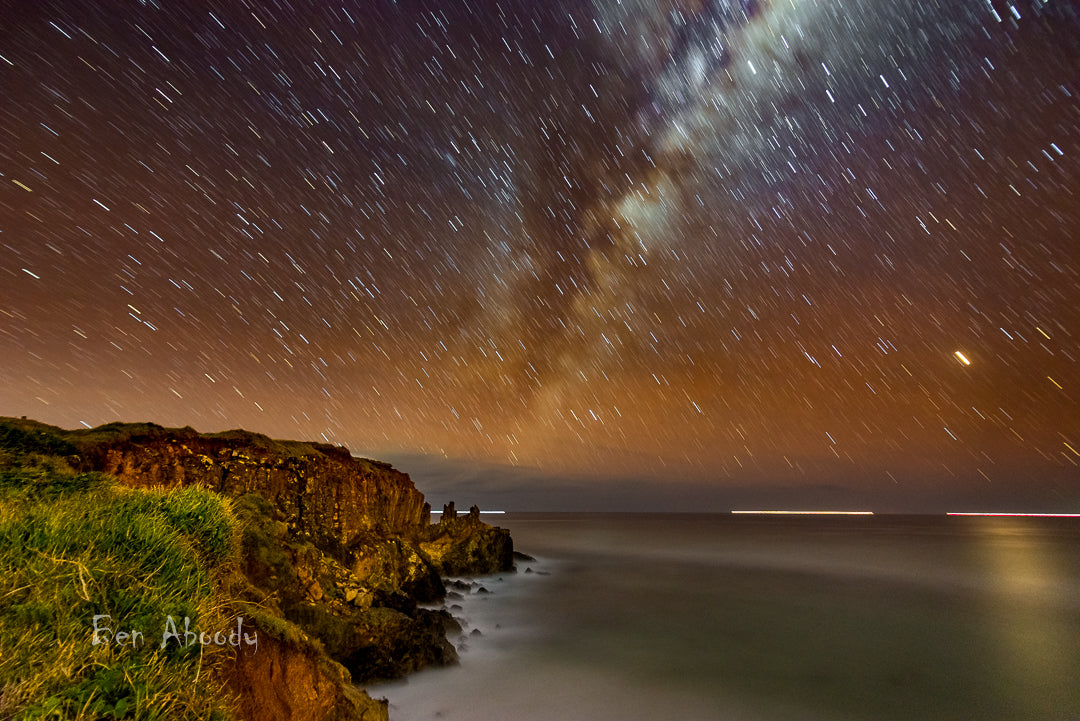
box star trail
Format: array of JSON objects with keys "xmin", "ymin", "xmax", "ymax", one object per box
[{"xmin": 2, "ymin": 0, "xmax": 1079, "ymax": 509}]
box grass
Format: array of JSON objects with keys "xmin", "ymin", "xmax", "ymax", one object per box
[
  {"xmin": 0, "ymin": 418, "xmax": 409, "ymax": 721},
  {"xmin": 0, "ymin": 416, "xmax": 363, "ymax": 464},
  {"xmin": 0, "ymin": 456, "xmax": 240, "ymax": 720},
  {"xmin": 0, "ymin": 422, "xmax": 76, "ymax": 460}
]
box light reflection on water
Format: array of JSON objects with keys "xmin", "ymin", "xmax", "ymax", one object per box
[
  {"xmin": 373, "ymin": 514, "xmax": 1080, "ymax": 721},
  {"xmin": 974, "ymin": 519, "xmax": 1078, "ymax": 717}
]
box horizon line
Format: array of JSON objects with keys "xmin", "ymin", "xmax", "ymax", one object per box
[{"xmin": 731, "ymin": 510, "xmax": 874, "ymax": 516}]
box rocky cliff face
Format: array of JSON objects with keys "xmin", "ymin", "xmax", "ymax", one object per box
[
  {"xmin": 221, "ymin": 632, "xmax": 389, "ymax": 721},
  {"xmin": 1, "ymin": 417, "xmax": 515, "ymax": 721},
  {"xmin": 72, "ymin": 423, "xmax": 430, "ymax": 547}
]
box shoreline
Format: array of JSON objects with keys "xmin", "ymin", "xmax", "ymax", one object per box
[
  {"xmin": 371, "ymin": 553, "xmax": 556, "ymax": 720},
  {"xmin": 369, "ymin": 513, "xmax": 1080, "ymax": 721}
]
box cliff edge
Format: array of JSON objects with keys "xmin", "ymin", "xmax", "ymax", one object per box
[{"xmin": 0, "ymin": 417, "xmax": 514, "ymax": 721}]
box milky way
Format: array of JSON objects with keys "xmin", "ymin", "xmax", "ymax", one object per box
[{"xmin": 2, "ymin": 0, "xmax": 1079, "ymax": 508}]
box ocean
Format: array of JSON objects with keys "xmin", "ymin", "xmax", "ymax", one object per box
[{"xmin": 372, "ymin": 514, "xmax": 1080, "ymax": 721}]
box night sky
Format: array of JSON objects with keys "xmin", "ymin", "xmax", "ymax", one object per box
[{"xmin": 3, "ymin": 0, "xmax": 1079, "ymax": 511}]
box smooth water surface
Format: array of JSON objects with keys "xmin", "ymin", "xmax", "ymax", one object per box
[{"xmin": 374, "ymin": 514, "xmax": 1080, "ymax": 721}]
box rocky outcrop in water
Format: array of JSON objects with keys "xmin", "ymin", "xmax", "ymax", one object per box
[{"xmin": 420, "ymin": 505, "xmax": 515, "ymax": 576}]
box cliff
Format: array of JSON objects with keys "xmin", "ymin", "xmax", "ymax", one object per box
[
  {"xmin": 0, "ymin": 417, "xmax": 514, "ymax": 721},
  {"xmin": 71, "ymin": 422, "xmax": 430, "ymax": 545}
]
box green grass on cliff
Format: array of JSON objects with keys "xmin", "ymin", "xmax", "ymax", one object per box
[
  {"xmin": 0, "ymin": 456, "xmax": 239, "ymax": 720},
  {"xmin": 0, "ymin": 416, "xmax": 386, "ymax": 469}
]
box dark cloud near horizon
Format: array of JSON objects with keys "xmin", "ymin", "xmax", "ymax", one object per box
[{"xmin": 376, "ymin": 451, "xmax": 1076, "ymax": 514}]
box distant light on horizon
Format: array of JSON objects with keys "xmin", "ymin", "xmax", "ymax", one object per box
[
  {"xmin": 731, "ymin": 510, "xmax": 875, "ymax": 516},
  {"xmin": 946, "ymin": 512, "xmax": 1080, "ymax": 517},
  {"xmin": 431, "ymin": 510, "xmax": 506, "ymax": 515}
]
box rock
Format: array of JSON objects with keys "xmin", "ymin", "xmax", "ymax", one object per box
[
  {"xmin": 345, "ymin": 588, "xmax": 358, "ymax": 603},
  {"xmin": 475, "ymin": 586, "xmax": 490, "ymax": 595},
  {"xmin": 307, "ymin": 581, "xmax": 324, "ymax": 602},
  {"xmin": 419, "ymin": 514, "xmax": 514, "ymax": 576},
  {"xmin": 513, "ymin": 551, "xmax": 536, "ymax": 563},
  {"xmin": 307, "ymin": 606, "xmax": 459, "ymax": 683},
  {"xmin": 218, "ymin": 626, "xmax": 388, "ymax": 721},
  {"xmin": 347, "ymin": 535, "xmax": 444, "ymax": 603},
  {"xmin": 441, "ymin": 613, "xmax": 463, "ymax": 637}
]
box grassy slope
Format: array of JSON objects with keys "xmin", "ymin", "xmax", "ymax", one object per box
[
  {"xmin": 0, "ymin": 419, "xmax": 393, "ymax": 721},
  {"xmin": 0, "ymin": 453, "xmax": 238, "ymax": 719}
]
